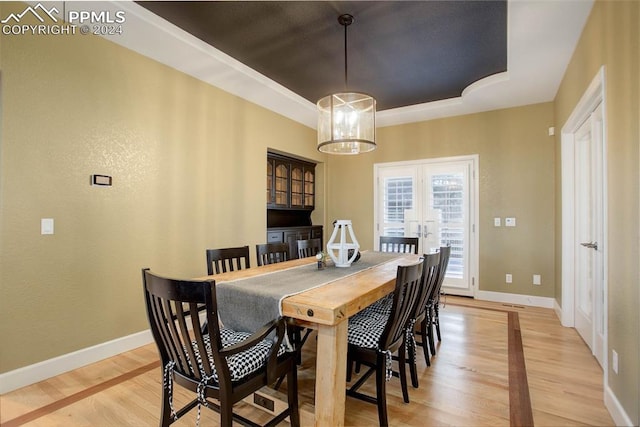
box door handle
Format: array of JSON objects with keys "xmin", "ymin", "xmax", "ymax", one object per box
[
  {"xmin": 580, "ymin": 241, "xmax": 598, "ymax": 250},
  {"xmin": 423, "ymin": 223, "xmax": 432, "ymax": 238}
]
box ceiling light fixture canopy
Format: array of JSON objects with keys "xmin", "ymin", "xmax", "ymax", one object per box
[{"xmin": 317, "ymin": 14, "xmax": 376, "ymax": 155}]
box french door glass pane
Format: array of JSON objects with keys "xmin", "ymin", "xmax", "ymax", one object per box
[
  {"xmin": 383, "ymin": 177, "xmax": 413, "ymax": 236},
  {"xmin": 430, "ymin": 173, "xmax": 464, "ymax": 279}
]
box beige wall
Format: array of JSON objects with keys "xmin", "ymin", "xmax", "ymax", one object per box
[
  {"xmin": 326, "ymin": 103, "xmax": 556, "ymax": 297},
  {"xmin": 1, "ymin": 3, "xmax": 638, "ymax": 422},
  {"xmin": 0, "ymin": 2, "xmax": 323, "ymax": 372},
  {"xmin": 554, "ymin": 1, "xmax": 639, "ymax": 423}
]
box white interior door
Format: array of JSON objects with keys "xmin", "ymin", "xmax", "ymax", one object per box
[
  {"xmin": 375, "ymin": 156, "xmax": 477, "ymax": 296},
  {"xmin": 573, "ymin": 103, "xmax": 605, "ymax": 366}
]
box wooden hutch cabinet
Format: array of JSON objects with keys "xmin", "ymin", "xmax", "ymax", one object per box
[
  {"xmin": 267, "ymin": 153, "xmax": 315, "ymax": 210},
  {"xmin": 267, "ymin": 152, "xmax": 321, "ymax": 259}
]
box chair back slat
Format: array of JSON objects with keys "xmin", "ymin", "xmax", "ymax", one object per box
[
  {"xmin": 206, "ymin": 246, "xmax": 251, "ymax": 275},
  {"xmin": 429, "ymin": 246, "xmax": 451, "ymax": 304},
  {"xmin": 256, "ymin": 243, "xmax": 289, "ymax": 266},
  {"xmin": 379, "ymin": 260, "xmax": 424, "ymax": 352},
  {"xmin": 164, "ymin": 298, "xmax": 193, "ymax": 375},
  {"xmin": 297, "ymin": 238, "xmax": 322, "ymax": 258},
  {"xmin": 379, "ymin": 236, "xmax": 419, "ymax": 254},
  {"xmin": 412, "ymin": 252, "xmax": 440, "ymax": 320}
]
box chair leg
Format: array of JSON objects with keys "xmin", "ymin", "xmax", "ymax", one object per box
[
  {"xmin": 407, "ymin": 333, "xmax": 419, "ymax": 388},
  {"xmin": 375, "ymin": 354, "xmax": 389, "ymax": 427},
  {"xmin": 287, "ymin": 364, "xmax": 300, "ymax": 427},
  {"xmin": 419, "ymin": 318, "xmax": 431, "ymax": 367},
  {"xmin": 398, "ymin": 345, "xmax": 410, "ymax": 403},
  {"xmin": 274, "ymin": 373, "xmax": 286, "ymax": 390},
  {"xmin": 292, "ymin": 327, "xmax": 302, "ymax": 365},
  {"xmin": 434, "ymin": 302, "xmax": 442, "ymax": 342},
  {"xmin": 427, "ymin": 308, "xmax": 437, "ymax": 357},
  {"xmin": 220, "ymin": 395, "xmax": 233, "ymax": 427},
  {"xmin": 159, "ymin": 383, "xmax": 172, "ymax": 427}
]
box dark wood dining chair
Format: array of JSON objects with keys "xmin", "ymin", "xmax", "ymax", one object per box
[
  {"xmin": 379, "ymin": 236, "xmax": 419, "ymax": 254},
  {"xmin": 345, "ymin": 260, "xmax": 424, "ymax": 426},
  {"xmin": 296, "ymin": 238, "xmax": 322, "ymax": 259},
  {"xmin": 142, "ymin": 269, "xmax": 299, "ymax": 427},
  {"xmin": 256, "ymin": 243, "xmax": 289, "ymax": 266},
  {"xmin": 424, "ymin": 245, "xmax": 451, "ymax": 356},
  {"xmin": 408, "ymin": 252, "xmax": 440, "ymax": 380},
  {"xmin": 205, "ymin": 246, "xmax": 250, "ymax": 275},
  {"xmin": 350, "ymin": 252, "xmax": 439, "ymax": 390}
]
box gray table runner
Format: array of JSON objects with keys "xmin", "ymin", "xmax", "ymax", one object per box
[{"xmin": 215, "ymin": 251, "xmax": 400, "ymax": 333}]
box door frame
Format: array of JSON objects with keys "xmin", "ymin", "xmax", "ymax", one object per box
[
  {"xmin": 373, "ymin": 154, "xmax": 479, "ymax": 297},
  {"xmin": 560, "ymin": 66, "xmax": 608, "ymax": 365}
]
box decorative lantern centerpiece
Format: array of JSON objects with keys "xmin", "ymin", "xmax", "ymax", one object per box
[{"xmin": 326, "ymin": 220, "xmax": 360, "ymax": 267}]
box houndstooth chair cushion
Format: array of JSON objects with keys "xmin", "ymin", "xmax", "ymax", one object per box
[
  {"xmin": 185, "ymin": 327, "xmax": 286, "ymax": 382},
  {"xmin": 348, "ymin": 309, "xmax": 390, "ymax": 349},
  {"xmin": 350, "ymin": 295, "xmax": 417, "ymax": 352},
  {"xmin": 361, "ymin": 294, "xmax": 393, "ymax": 317}
]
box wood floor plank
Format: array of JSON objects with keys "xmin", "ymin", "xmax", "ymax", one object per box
[
  {"xmin": 508, "ymin": 311, "xmax": 534, "ymax": 426},
  {"xmin": 1, "ymin": 362, "xmax": 159, "ymax": 427},
  {"xmin": 0, "ymin": 297, "xmax": 614, "ymax": 426}
]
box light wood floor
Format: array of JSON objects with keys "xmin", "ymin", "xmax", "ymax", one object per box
[{"xmin": 1, "ymin": 297, "xmax": 614, "ymax": 426}]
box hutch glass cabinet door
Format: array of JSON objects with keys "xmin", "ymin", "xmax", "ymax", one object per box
[
  {"xmin": 267, "ymin": 158, "xmax": 275, "ymax": 205},
  {"xmin": 304, "ymin": 168, "xmax": 315, "ymax": 208},
  {"xmin": 290, "ymin": 165, "xmax": 304, "ymax": 208},
  {"xmin": 274, "ymin": 161, "xmax": 289, "ymax": 207}
]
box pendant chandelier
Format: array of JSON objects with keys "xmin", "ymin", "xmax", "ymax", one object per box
[{"xmin": 317, "ymin": 14, "xmax": 376, "ymax": 155}]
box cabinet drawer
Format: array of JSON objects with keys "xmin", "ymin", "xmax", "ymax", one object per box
[{"xmin": 267, "ymin": 232, "xmax": 283, "ymax": 243}]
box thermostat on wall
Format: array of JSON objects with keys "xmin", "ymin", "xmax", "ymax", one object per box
[{"xmin": 91, "ymin": 174, "xmax": 112, "ymax": 186}]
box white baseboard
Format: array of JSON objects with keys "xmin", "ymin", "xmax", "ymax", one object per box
[
  {"xmin": 553, "ymin": 299, "xmax": 564, "ymax": 322},
  {"xmin": 605, "ymin": 384, "xmax": 635, "ymax": 426},
  {"xmin": 0, "ymin": 329, "xmax": 154, "ymax": 394},
  {"xmin": 475, "ymin": 290, "xmax": 556, "ymax": 309}
]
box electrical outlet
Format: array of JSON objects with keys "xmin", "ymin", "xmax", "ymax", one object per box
[
  {"xmin": 506, "ymin": 274, "xmax": 512, "ymax": 283},
  {"xmin": 494, "ymin": 217, "xmax": 501, "ymax": 227},
  {"xmin": 533, "ymin": 274, "xmax": 541, "ymax": 285},
  {"xmin": 612, "ymin": 350, "xmax": 619, "ymax": 374}
]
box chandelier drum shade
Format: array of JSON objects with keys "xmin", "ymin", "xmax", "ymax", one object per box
[
  {"xmin": 317, "ymin": 14, "xmax": 376, "ymax": 155},
  {"xmin": 317, "ymin": 92, "xmax": 376, "ymax": 154}
]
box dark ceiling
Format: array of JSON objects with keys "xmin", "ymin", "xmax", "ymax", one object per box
[{"xmin": 138, "ymin": 1, "xmax": 507, "ymax": 112}]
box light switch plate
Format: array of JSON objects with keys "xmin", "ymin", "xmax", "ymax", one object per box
[
  {"xmin": 494, "ymin": 217, "xmax": 501, "ymax": 227},
  {"xmin": 41, "ymin": 218, "xmax": 54, "ymax": 235},
  {"xmin": 505, "ymin": 217, "xmax": 516, "ymax": 227}
]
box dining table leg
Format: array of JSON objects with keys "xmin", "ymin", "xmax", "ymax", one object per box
[{"xmin": 314, "ymin": 320, "xmax": 348, "ymax": 426}]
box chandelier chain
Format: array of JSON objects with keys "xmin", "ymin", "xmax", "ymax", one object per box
[{"xmin": 339, "ymin": 14, "xmax": 353, "ymax": 90}]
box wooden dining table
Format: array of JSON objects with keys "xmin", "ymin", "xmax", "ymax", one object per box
[{"xmin": 196, "ymin": 251, "xmax": 419, "ymax": 426}]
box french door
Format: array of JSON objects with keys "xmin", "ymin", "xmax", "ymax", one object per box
[{"xmin": 374, "ymin": 156, "xmax": 478, "ymax": 296}]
